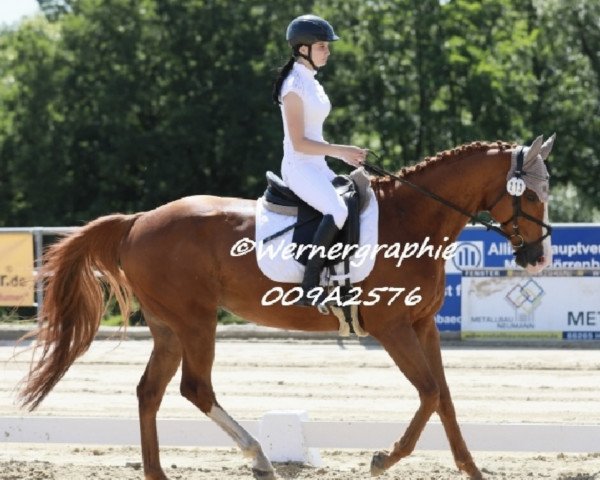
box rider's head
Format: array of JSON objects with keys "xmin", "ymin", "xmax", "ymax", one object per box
[
  {"xmin": 272, "ymin": 15, "xmax": 339, "ymax": 105},
  {"xmin": 286, "ymin": 15, "xmax": 339, "ymax": 70}
]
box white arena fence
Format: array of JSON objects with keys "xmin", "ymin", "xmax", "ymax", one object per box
[{"xmin": 1, "ymin": 412, "xmax": 599, "ymax": 465}]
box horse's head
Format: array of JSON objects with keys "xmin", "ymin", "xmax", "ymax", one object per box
[{"xmin": 488, "ymin": 134, "xmax": 555, "ymax": 274}]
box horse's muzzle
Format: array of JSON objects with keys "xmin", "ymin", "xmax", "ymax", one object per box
[{"xmin": 515, "ymin": 242, "xmax": 545, "ymax": 269}]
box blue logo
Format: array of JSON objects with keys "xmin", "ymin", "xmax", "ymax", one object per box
[{"xmin": 452, "ymin": 242, "xmax": 483, "ymax": 270}]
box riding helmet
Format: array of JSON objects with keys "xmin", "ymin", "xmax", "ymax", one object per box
[{"xmin": 286, "ymin": 14, "xmax": 340, "ymax": 47}]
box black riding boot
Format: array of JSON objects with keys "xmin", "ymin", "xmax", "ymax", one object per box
[{"xmin": 294, "ymin": 214, "xmax": 340, "ymax": 307}]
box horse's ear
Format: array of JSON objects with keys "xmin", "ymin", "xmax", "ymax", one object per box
[
  {"xmin": 539, "ymin": 133, "xmax": 556, "ymax": 160},
  {"xmin": 525, "ymin": 135, "xmax": 544, "ymax": 162}
]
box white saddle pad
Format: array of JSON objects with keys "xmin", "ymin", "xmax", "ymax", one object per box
[{"xmin": 255, "ymin": 189, "xmax": 379, "ymax": 285}]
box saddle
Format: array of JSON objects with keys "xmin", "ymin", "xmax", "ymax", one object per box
[
  {"xmin": 262, "ymin": 171, "xmax": 361, "ymax": 266},
  {"xmin": 257, "ymin": 169, "xmax": 374, "ymax": 337}
]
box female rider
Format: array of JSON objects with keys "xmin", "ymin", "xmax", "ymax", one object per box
[{"xmin": 272, "ymin": 14, "xmax": 367, "ymax": 306}]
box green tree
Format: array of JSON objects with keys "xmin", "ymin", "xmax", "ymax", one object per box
[
  {"xmin": 534, "ymin": 0, "xmax": 600, "ymax": 220},
  {"xmin": 0, "ymin": 0, "xmax": 598, "ymax": 224},
  {"xmin": 37, "ymin": 0, "xmax": 72, "ymax": 21},
  {"xmin": 0, "ymin": 18, "xmax": 67, "ymax": 226}
]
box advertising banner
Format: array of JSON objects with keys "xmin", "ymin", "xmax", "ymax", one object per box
[
  {"xmin": 460, "ymin": 269, "xmax": 600, "ymax": 340},
  {"xmin": 436, "ymin": 224, "xmax": 600, "ymax": 333},
  {"xmin": 0, "ymin": 233, "xmax": 35, "ymax": 307}
]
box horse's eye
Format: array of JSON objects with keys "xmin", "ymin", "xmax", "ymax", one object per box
[{"xmin": 525, "ymin": 191, "xmax": 538, "ymax": 202}]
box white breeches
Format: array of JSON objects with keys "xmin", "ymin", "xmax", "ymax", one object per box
[{"xmin": 282, "ymin": 158, "xmax": 348, "ymax": 229}]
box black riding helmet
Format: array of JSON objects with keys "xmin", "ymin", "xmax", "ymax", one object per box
[
  {"xmin": 286, "ymin": 14, "xmax": 340, "ymax": 47},
  {"xmin": 286, "ymin": 14, "xmax": 339, "ymax": 70}
]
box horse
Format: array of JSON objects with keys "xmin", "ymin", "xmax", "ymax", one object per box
[{"xmin": 19, "ymin": 134, "xmax": 555, "ymax": 480}]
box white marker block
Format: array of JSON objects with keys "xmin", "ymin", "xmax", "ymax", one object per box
[{"xmin": 258, "ymin": 410, "xmax": 322, "ymax": 466}]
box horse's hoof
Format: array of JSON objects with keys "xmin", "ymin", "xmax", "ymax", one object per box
[
  {"xmin": 252, "ymin": 467, "xmax": 277, "ymax": 480},
  {"xmin": 143, "ymin": 468, "xmax": 169, "ymax": 480},
  {"xmin": 469, "ymin": 469, "xmax": 484, "ymax": 480},
  {"xmin": 457, "ymin": 460, "xmax": 483, "ymax": 480},
  {"xmin": 370, "ymin": 451, "xmax": 389, "ymax": 476}
]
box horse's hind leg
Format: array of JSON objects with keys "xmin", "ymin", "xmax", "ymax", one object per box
[
  {"xmin": 370, "ymin": 322, "xmax": 440, "ymax": 476},
  {"xmin": 415, "ymin": 318, "xmax": 482, "ymax": 480},
  {"xmin": 178, "ymin": 312, "xmax": 275, "ymax": 480},
  {"xmin": 137, "ymin": 311, "xmax": 183, "ymax": 480}
]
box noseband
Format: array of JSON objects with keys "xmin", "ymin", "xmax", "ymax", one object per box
[
  {"xmin": 488, "ymin": 192, "xmax": 552, "ymax": 251},
  {"xmin": 364, "ymin": 149, "xmax": 552, "ymax": 255}
]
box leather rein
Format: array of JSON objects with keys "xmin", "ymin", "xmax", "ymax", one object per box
[{"xmin": 363, "ymin": 149, "xmax": 552, "ymax": 253}]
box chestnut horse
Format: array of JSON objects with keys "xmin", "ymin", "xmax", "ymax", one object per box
[{"xmin": 20, "ymin": 135, "xmax": 555, "ymax": 480}]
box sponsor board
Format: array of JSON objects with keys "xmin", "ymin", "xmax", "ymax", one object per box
[
  {"xmin": 436, "ymin": 224, "xmax": 600, "ymax": 333},
  {"xmin": 0, "ymin": 233, "xmax": 34, "ymax": 307},
  {"xmin": 460, "ymin": 269, "xmax": 600, "ymax": 340}
]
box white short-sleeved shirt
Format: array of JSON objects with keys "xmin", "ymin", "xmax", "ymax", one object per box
[{"xmin": 280, "ymin": 62, "xmax": 331, "ymax": 166}]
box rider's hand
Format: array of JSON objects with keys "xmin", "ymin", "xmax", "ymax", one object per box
[{"xmin": 334, "ymin": 145, "xmax": 368, "ymax": 168}]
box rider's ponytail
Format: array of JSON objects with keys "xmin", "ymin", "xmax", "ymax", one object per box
[{"xmin": 272, "ymin": 56, "xmax": 296, "ymax": 105}]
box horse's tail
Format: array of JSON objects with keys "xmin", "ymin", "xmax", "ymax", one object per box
[{"xmin": 19, "ymin": 212, "xmax": 142, "ymax": 411}]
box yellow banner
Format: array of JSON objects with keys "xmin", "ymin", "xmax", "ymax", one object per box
[{"xmin": 0, "ymin": 233, "xmax": 35, "ymax": 307}]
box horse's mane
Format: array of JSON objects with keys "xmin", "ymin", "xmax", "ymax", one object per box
[{"xmin": 371, "ymin": 140, "xmax": 516, "ymax": 190}]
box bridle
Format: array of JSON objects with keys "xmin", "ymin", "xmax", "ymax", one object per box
[
  {"xmin": 363, "ymin": 148, "xmax": 552, "ymax": 255},
  {"xmin": 486, "ymin": 147, "xmax": 552, "ymax": 250}
]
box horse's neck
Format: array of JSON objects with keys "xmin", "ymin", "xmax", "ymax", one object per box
[{"xmin": 379, "ymin": 149, "xmax": 509, "ymax": 243}]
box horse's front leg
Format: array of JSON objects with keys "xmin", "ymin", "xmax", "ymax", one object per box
[
  {"xmin": 370, "ymin": 322, "xmax": 440, "ymax": 476},
  {"xmin": 415, "ymin": 318, "xmax": 483, "ymax": 479}
]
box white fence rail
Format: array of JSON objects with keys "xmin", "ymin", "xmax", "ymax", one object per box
[{"xmin": 1, "ymin": 412, "xmax": 598, "ymax": 464}]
